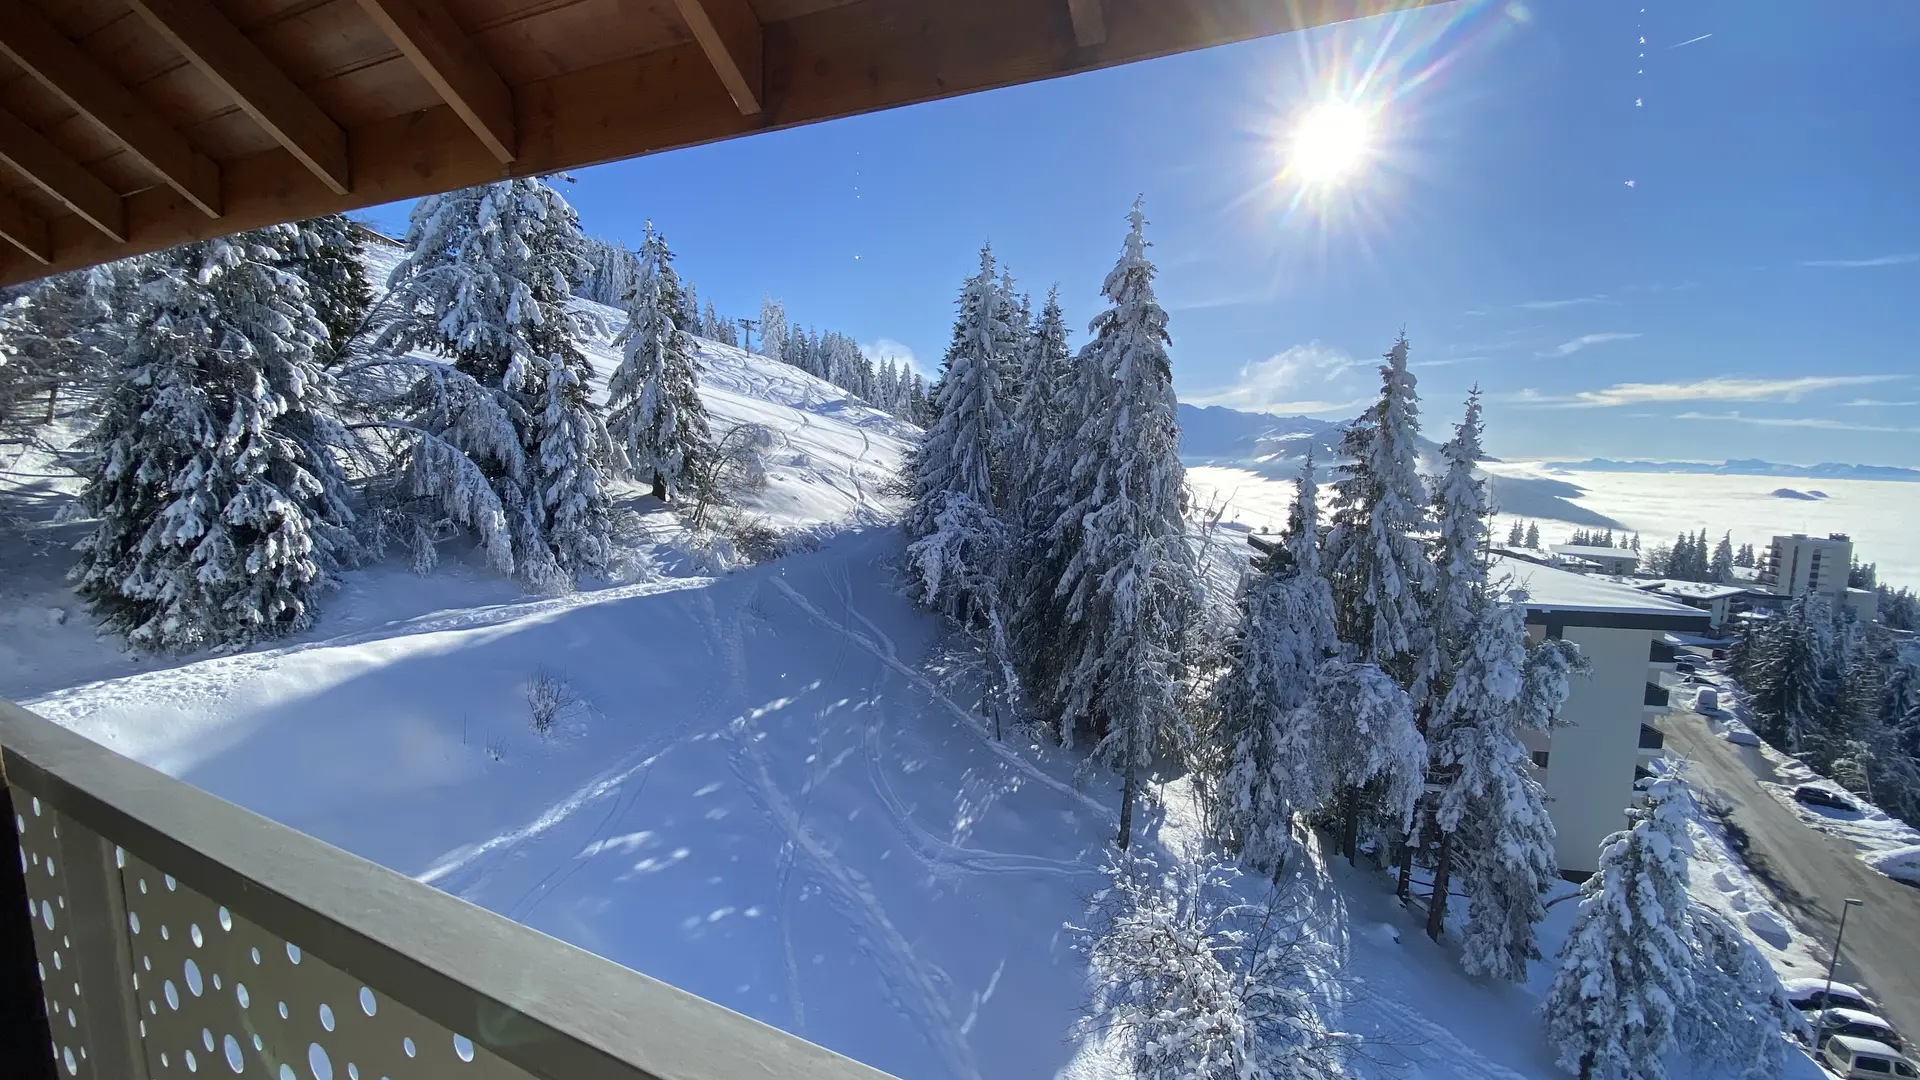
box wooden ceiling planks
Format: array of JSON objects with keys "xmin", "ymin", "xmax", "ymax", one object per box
[{"xmin": 0, "ymin": 0, "xmax": 1444, "ymax": 286}]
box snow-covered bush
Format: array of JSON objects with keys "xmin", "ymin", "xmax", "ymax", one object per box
[
  {"xmin": 684, "ymin": 421, "xmax": 771, "ymax": 530},
  {"xmin": 1072, "ymin": 847, "xmax": 1355, "ymax": 1080},
  {"xmin": 526, "ymin": 666, "xmax": 576, "ymax": 736},
  {"xmin": 1681, "ymin": 907, "xmax": 1798, "ymax": 1079}
]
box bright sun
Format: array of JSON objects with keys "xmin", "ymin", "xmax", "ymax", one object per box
[{"xmin": 1289, "ymin": 101, "xmax": 1372, "ymax": 185}]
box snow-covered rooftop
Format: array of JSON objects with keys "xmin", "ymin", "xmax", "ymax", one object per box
[
  {"xmin": 1493, "ymin": 556, "xmax": 1711, "ymax": 624},
  {"xmin": 1599, "ymin": 577, "xmax": 1751, "ymax": 602},
  {"xmin": 1548, "ymin": 544, "xmax": 1642, "ymax": 562}
]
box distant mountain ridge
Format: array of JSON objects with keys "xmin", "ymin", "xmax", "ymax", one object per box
[{"xmin": 1548, "ymin": 458, "xmax": 1920, "ymax": 482}]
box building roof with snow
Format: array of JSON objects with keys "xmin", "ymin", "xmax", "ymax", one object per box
[
  {"xmin": 1548, "ymin": 544, "xmax": 1643, "ymax": 564},
  {"xmin": 1493, "ymin": 555, "xmax": 1712, "ymax": 630},
  {"xmin": 1599, "ymin": 577, "xmax": 1751, "ymax": 602}
]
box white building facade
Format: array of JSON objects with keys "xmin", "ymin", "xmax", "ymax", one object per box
[{"xmin": 1495, "ymin": 557, "xmax": 1710, "ymax": 877}]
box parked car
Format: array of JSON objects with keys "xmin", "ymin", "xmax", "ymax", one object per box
[
  {"xmin": 1794, "ymin": 785, "xmax": 1860, "ymax": 812},
  {"xmin": 1814, "ymin": 1008, "xmax": 1905, "ymax": 1052},
  {"xmin": 1822, "ymin": 1035, "xmax": 1918, "ymax": 1079},
  {"xmin": 1711, "ymin": 648, "xmax": 1728, "ymax": 659},
  {"xmin": 1727, "ymin": 727, "xmax": 1762, "ymax": 747},
  {"xmin": 1694, "ymin": 687, "xmax": 1720, "ymax": 712},
  {"xmin": 1784, "ymin": 978, "xmax": 1876, "ymax": 1015}
]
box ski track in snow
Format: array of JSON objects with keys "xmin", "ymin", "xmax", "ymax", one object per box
[
  {"xmin": 729, "ymin": 699, "xmax": 981, "ymax": 1080},
  {"xmin": 1351, "ymin": 990, "xmax": 1538, "ymax": 1080},
  {"xmin": 768, "ymin": 574, "xmax": 1115, "ymax": 823}
]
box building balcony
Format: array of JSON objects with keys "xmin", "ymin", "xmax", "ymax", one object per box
[
  {"xmin": 1639, "ymin": 723, "xmax": 1665, "ymax": 754},
  {"xmin": 1649, "ymin": 639, "xmax": 1679, "ymax": 668},
  {"xmin": 0, "ymin": 698, "xmax": 896, "ymax": 1080},
  {"xmin": 1644, "ymin": 682, "xmax": 1670, "ymax": 711}
]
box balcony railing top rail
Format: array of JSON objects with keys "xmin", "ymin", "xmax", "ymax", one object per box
[{"xmin": 0, "ymin": 696, "xmax": 896, "ymax": 1080}]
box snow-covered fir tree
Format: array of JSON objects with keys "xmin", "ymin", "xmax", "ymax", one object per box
[
  {"xmin": 1006, "ymin": 286, "xmax": 1072, "ymax": 539},
  {"xmin": 1544, "ymin": 774, "xmax": 1695, "ymax": 1080},
  {"xmin": 1211, "ymin": 453, "xmax": 1340, "ymax": 873},
  {"xmin": 758, "ymin": 296, "xmax": 786, "ymax": 364},
  {"xmin": 1072, "ymin": 847, "xmax": 1354, "ymax": 1080},
  {"xmin": 1682, "ymin": 907, "xmax": 1797, "ymax": 1080},
  {"xmin": 287, "ymin": 214, "xmax": 371, "ymax": 360},
  {"xmin": 907, "ymin": 247, "xmax": 1014, "ymax": 537},
  {"xmin": 1745, "ymin": 591, "xmax": 1836, "ymax": 754},
  {"xmin": 375, "ymin": 178, "xmax": 612, "ymax": 590},
  {"xmin": 1428, "ymin": 591, "xmax": 1580, "ymax": 975},
  {"xmin": 72, "ymin": 228, "xmax": 355, "ymax": 651},
  {"xmin": 1525, "ymin": 522, "xmax": 1540, "ymax": 549},
  {"xmin": 1325, "ymin": 332, "xmax": 1435, "ymax": 694},
  {"xmin": 1040, "ymin": 201, "xmax": 1195, "ymax": 848},
  {"xmin": 607, "ymin": 224, "xmax": 711, "ymax": 502},
  {"xmin": 1303, "ymin": 659, "xmax": 1425, "ymax": 863},
  {"xmin": 1506, "ymin": 520, "xmax": 1526, "ymax": 547},
  {"xmin": 0, "ymin": 263, "xmax": 125, "ymax": 431},
  {"xmin": 1711, "ymin": 532, "xmax": 1734, "ymax": 582},
  {"xmin": 1007, "ymin": 288, "xmax": 1081, "ymax": 696},
  {"xmin": 577, "ymin": 236, "xmax": 639, "ymax": 307}
]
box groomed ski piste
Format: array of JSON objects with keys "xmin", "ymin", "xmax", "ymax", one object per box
[{"xmin": 1, "ymin": 260, "xmax": 1826, "ymax": 1080}]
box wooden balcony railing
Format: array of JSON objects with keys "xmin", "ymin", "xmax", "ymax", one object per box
[{"xmin": 0, "ymin": 697, "xmax": 895, "ymax": 1080}]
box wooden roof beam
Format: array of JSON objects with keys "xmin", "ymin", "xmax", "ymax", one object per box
[
  {"xmin": 1067, "ymin": 0, "xmax": 1106, "ymax": 47},
  {"xmin": 0, "ymin": 189, "xmax": 51, "ymax": 265},
  {"xmin": 0, "ymin": 108, "xmax": 126, "ymax": 241},
  {"xmin": 672, "ymin": 0, "xmax": 764, "ymax": 116},
  {"xmin": 0, "ymin": 0, "xmax": 222, "ymax": 219},
  {"xmin": 355, "ymin": 0, "xmax": 516, "ymax": 164},
  {"xmin": 128, "ymin": 0, "xmax": 350, "ymax": 196}
]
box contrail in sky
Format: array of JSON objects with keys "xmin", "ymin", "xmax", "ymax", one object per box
[{"xmin": 1669, "ymin": 33, "xmax": 1713, "ymax": 49}]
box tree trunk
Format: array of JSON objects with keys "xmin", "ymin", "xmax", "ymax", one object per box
[
  {"xmin": 43, "ymin": 383, "xmax": 57, "ymax": 424},
  {"xmin": 1116, "ymin": 720, "xmax": 1137, "ymax": 850},
  {"xmin": 651, "ymin": 472, "xmax": 668, "ymax": 502},
  {"xmin": 1340, "ymin": 786, "xmax": 1359, "ymax": 865},
  {"xmin": 1395, "ymin": 810, "xmax": 1418, "ymax": 900},
  {"xmin": 1426, "ymin": 829, "xmax": 1454, "ymax": 941}
]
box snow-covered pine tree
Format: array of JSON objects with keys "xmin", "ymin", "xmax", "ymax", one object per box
[
  {"xmin": 1006, "ymin": 287, "xmax": 1080, "ymax": 690},
  {"xmin": 1301, "ymin": 659, "xmax": 1425, "ymax": 864},
  {"xmin": 1325, "ymin": 332, "xmax": 1435, "ymax": 694},
  {"xmin": 1525, "ymin": 522, "xmax": 1540, "ymax": 549},
  {"xmin": 907, "ymin": 247, "xmax": 1014, "ymax": 537},
  {"xmin": 1042, "ymin": 201, "xmax": 1195, "ymax": 848},
  {"xmin": 287, "ymin": 215, "xmax": 370, "ymax": 361},
  {"xmin": 607, "ymin": 224, "xmax": 711, "ymax": 503},
  {"xmin": 758, "ymin": 296, "xmax": 786, "ymax": 365},
  {"xmin": 1711, "ymin": 532, "xmax": 1735, "ymax": 583},
  {"xmin": 1506, "ymin": 520, "xmax": 1526, "ymax": 547},
  {"xmin": 1682, "ymin": 907, "xmax": 1797, "ymax": 1079},
  {"xmin": 375, "ymin": 178, "xmax": 611, "ymax": 589},
  {"xmin": 72, "ymin": 228, "xmax": 355, "ymax": 651},
  {"xmin": 1073, "ymin": 847, "xmax": 1355, "ymax": 1080},
  {"xmin": 1212, "ymin": 453, "xmax": 1340, "ymax": 872},
  {"xmin": 1428, "ymin": 591, "xmax": 1579, "ymax": 974},
  {"xmin": 0, "ymin": 263, "xmax": 125, "ymax": 431},
  {"xmin": 1544, "ymin": 774, "xmax": 1695, "ymax": 1080},
  {"xmin": 1746, "ymin": 592, "xmax": 1835, "ymax": 754}
]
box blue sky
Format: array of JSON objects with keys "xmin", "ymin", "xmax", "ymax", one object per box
[{"xmin": 361, "ymin": 0, "xmax": 1920, "ymax": 467}]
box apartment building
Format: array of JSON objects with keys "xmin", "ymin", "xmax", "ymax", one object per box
[
  {"xmin": 1493, "ymin": 556, "xmax": 1711, "ymax": 877},
  {"xmin": 1758, "ymin": 532, "xmax": 1878, "ymax": 621}
]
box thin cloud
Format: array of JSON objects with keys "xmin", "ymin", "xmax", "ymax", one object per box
[
  {"xmin": 1674, "ymin": 411, "xmax": 1920, "ymax": 434},
  {"xmin": 1669, "ymin": 33, "xmax": 1713, "ymax": 49},
  {"xmin": 1538, "ymin": 332, "xmax": 1641, "ymax": 358},
  {"xmin": 1801, "ymin": 253, "xmax": 1919, "ymax": 268},
  {"xmin": 1517, "ymin": 295, "xmax": 1613, "ymax": 311},
  {"xmin": 1185, "ymin": 342, "xmax": 1368, "ymax": 415},
  {"xmin": 1507, "ymin": 374, "xmax": 1905, "ymax": 409},
  {"xmin": 860, "ymin": 338, "xmax": 927, "ymax": 379},
  {"xmin": 1841, "ymin": 398, "xmax": 1920, "ymax": 407},
  {"xmin": 1411, "ymin": 355, "xmax": 1490, "ymax": 369}
]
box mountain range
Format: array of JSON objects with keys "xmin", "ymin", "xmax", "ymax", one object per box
[{"xmin": 1546, "ymin": 458, "xmax": 1920, "ymax": 483}]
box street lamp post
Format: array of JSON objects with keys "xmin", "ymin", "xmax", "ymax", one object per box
[{"xmin": 1822, "ymin": 897, "xmax": 1865, "ymax": 1008}]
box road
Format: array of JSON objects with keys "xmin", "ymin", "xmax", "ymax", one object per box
[{"xmin": 1663, "ymin": 710, "xmax": 1920, "ymax": 1041}]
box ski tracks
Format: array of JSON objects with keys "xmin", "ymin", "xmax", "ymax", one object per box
[{"xmin": 769, "ymin": 575, "xmax": 1114, "ymax": 822}]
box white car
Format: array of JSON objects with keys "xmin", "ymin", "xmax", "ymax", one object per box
[
  {"xmin": 1813, "ymin": 1007, "xmax": 1905, "ymax": 1052},
  {"xmin": 1783, "ymin": 978, "xmax": 1875, "ymax": 1015},
  {"xmin": 1821, "ymin": 1034, "xmax": 1918, "ymax": 1078}
]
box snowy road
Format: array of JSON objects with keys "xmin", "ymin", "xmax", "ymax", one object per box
[{"xmin": 1663, "ymin": 711, "xmax": 1920, "ymax": 1039}]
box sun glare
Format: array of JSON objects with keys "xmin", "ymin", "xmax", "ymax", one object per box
[{"xmin": 1289, "ymin": 101, "xmax": 1372, "ymax": 186}]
